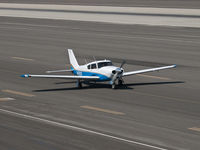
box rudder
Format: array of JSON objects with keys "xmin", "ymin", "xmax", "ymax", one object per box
[{"xmin": 68, "ymin": 49, "xmax": 79, "ymax": 69}]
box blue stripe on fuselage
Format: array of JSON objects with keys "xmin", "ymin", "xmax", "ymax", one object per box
[{"xmin": 72, "ymin": 68, "xmax": 110, "ymax": 81}]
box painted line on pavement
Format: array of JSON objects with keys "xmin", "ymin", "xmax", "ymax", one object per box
[
  {"xmin": 133, "ymin": 91, "xmax": 200, "ymax": 104},
  {"xmin": 188, "ymin": 127, "xmax": 200, "ymax": 132},
  {"xmin": 12, "ymin": 57, "xmax": 34, "ymax": 61},
  {"xmin": 0, "ymin": 97, "xmax": 15, "ymax": 101},
  {"xmin": 2, "ymin": 90, "xmax": 35, "ymax": 97},
  {"xmin": 81, "ymin": 105, "xmax": 125, "ymax": 115},
  {"xmin": 0, "ymin": 108, "xmax": 168, "ymax": 150},
  {"xmin": 136, "ymin": 74, "xmax": 171, "ymax": 80}
]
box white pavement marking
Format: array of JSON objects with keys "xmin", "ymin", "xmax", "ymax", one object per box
[
  {"xmin": 0, "ymin": 108, "xmax": 168, "ymax": 150},
  {"xmin": 0, "ymin": 3, "xmax": 200, "ymax": 17},
  {"xmin": 0, "ymin": 3, "xmax": 200, "ymax": 28}
]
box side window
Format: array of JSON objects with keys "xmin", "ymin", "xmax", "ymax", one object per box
[
  {"xmin": 98, "ymin": 62, "xmax": 103, "ymax": 68},
  {"xmin": 91, "ymin": 64, "xmax": 96, "ymax": 69},
  {"xmin": 87, "ymin": 65, "xmax": 91, "ymax": 69}
]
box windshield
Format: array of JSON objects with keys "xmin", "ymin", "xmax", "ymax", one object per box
[{"xmin": 98, "ymin": 62, "xmax": 113, "ymax": 68}]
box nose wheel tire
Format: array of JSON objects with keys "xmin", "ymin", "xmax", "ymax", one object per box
[{"xmin": 112, "ymin": 84, "xmax": 116, "ymax": 89}]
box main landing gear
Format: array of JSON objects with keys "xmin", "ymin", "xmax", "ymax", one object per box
[
  {"xmin": 76, "ymin": 80, "xmax": 82, "ymax": 88},
  {"xmin": 118, "ymin": 79, "xmax": 123, "ymax": 86}
]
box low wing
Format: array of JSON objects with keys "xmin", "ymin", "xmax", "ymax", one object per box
[
  {"xmin": 21, "ymin": 74, "xmax": 99, "ymax": 80},
  {"xmin": 46, "ymin": 69, "xmax": 72, "ymax": 73},
  {"xmin": 123, "ymin": 65, "xmax": 176, "ymax": 77}
]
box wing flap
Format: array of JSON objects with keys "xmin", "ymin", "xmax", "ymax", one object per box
[
  {"xmin": 21, "ymin": 74, "xmax": 99, "ymax": 80},
  {"xmin": 46, "ymin": 70, "xmax": 72, "ymax": 73},
  {"xmin": 123, "ymin": 65, "xmax": 176, "ymax": 77}
]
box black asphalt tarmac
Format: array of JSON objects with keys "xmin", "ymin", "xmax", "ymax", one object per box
[{"xmin": 0, "ymin": 17, "xmax": 200, "ymax": 150}]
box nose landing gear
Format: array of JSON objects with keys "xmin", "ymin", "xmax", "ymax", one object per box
[{"xmin": 112, "ymin": 83, "xmax": 116, "ymax": 89}]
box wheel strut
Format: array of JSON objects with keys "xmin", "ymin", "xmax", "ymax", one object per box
[{"xmin": 76, "ymin": 80, "xmax": 82, "ymax": 88}]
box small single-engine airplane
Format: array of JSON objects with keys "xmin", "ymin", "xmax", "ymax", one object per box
[{"xmin": 21, "ymin": 49, "xmax": 176, "ymax": 89}]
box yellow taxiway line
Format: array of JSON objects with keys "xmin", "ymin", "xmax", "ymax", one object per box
[
  {"xmin": 0, "ymin": 97, "xmax": 15, "ymax": 101},
  {"xmin": 2, "ymin": 89, "xmax": 35, "ymax": 97},
  {"xmin": 12, "ymin": 57, "xmax": 34, "ymax": 61},
  {"xmin": 81, "ymin": 105, "xmax": 125, "ymax": 115},
  {"xmin": 133, "ymin": 91, "xmax": 200, "ymax": 104},
  {"xmin": 136, "ymin": 74, "xmax": 171, "ymax": 80},
  {"xmin": 188, "ymin": 127, "xmax": 200, "ymax": 132}
]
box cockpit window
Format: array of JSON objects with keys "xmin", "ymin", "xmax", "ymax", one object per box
[
  {"xmin": 98, "ymin": 62, "xmax": 113, "ymax": 68},
  {"xmin": 91, "ymin": 63, "xmax": 97, "ymax": 69},
  {"xmin": 87, "ymin": 65, "xmax": 91, "ymax": 69}
]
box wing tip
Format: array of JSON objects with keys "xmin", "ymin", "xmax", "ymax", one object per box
[{"xmin": 21, "ymin": 74, "xmax": 30, "ymax": 78}]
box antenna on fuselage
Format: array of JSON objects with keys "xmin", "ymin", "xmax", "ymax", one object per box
[
  {"xmin": 84, "ymin": 57, "xmax": 88, "ymax": 64},
  {"xmin": 93, "ymin": 56, "xmax": 96, "ymax": 62}
]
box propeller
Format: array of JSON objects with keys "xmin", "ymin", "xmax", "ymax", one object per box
[
  {"xmin": 120, "ymin": 60, "xmax": 126, "ymax": 69},
  {"xmin": 111, "ymin": 60, "xmax": 126, "ymax": 88}
]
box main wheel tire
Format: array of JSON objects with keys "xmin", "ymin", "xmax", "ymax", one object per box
[
  {"xmin": 79, "ymin": 82, "xmax": 82, "ymax": 88},
  {"xmin": 76, "ymin": 81, "xmax": 82, "ymax": 88},
  {"xmin": 118, "ymin": 79, "xmax": 123, "ymax": 86}
]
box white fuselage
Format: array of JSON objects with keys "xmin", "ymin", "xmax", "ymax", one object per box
[{"xmin": 71, "ymin": 60, "xmax": 123, "ymax": 82}]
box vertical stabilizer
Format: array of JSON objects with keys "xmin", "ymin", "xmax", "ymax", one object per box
[{"xmin": 68, "ymin": 49, "xmax": 79, "ymax": 69}]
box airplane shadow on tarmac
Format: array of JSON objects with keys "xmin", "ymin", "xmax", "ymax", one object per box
[{"xmin": 33, "ymin": 81, "xmax": 184, "ymax": 92}]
